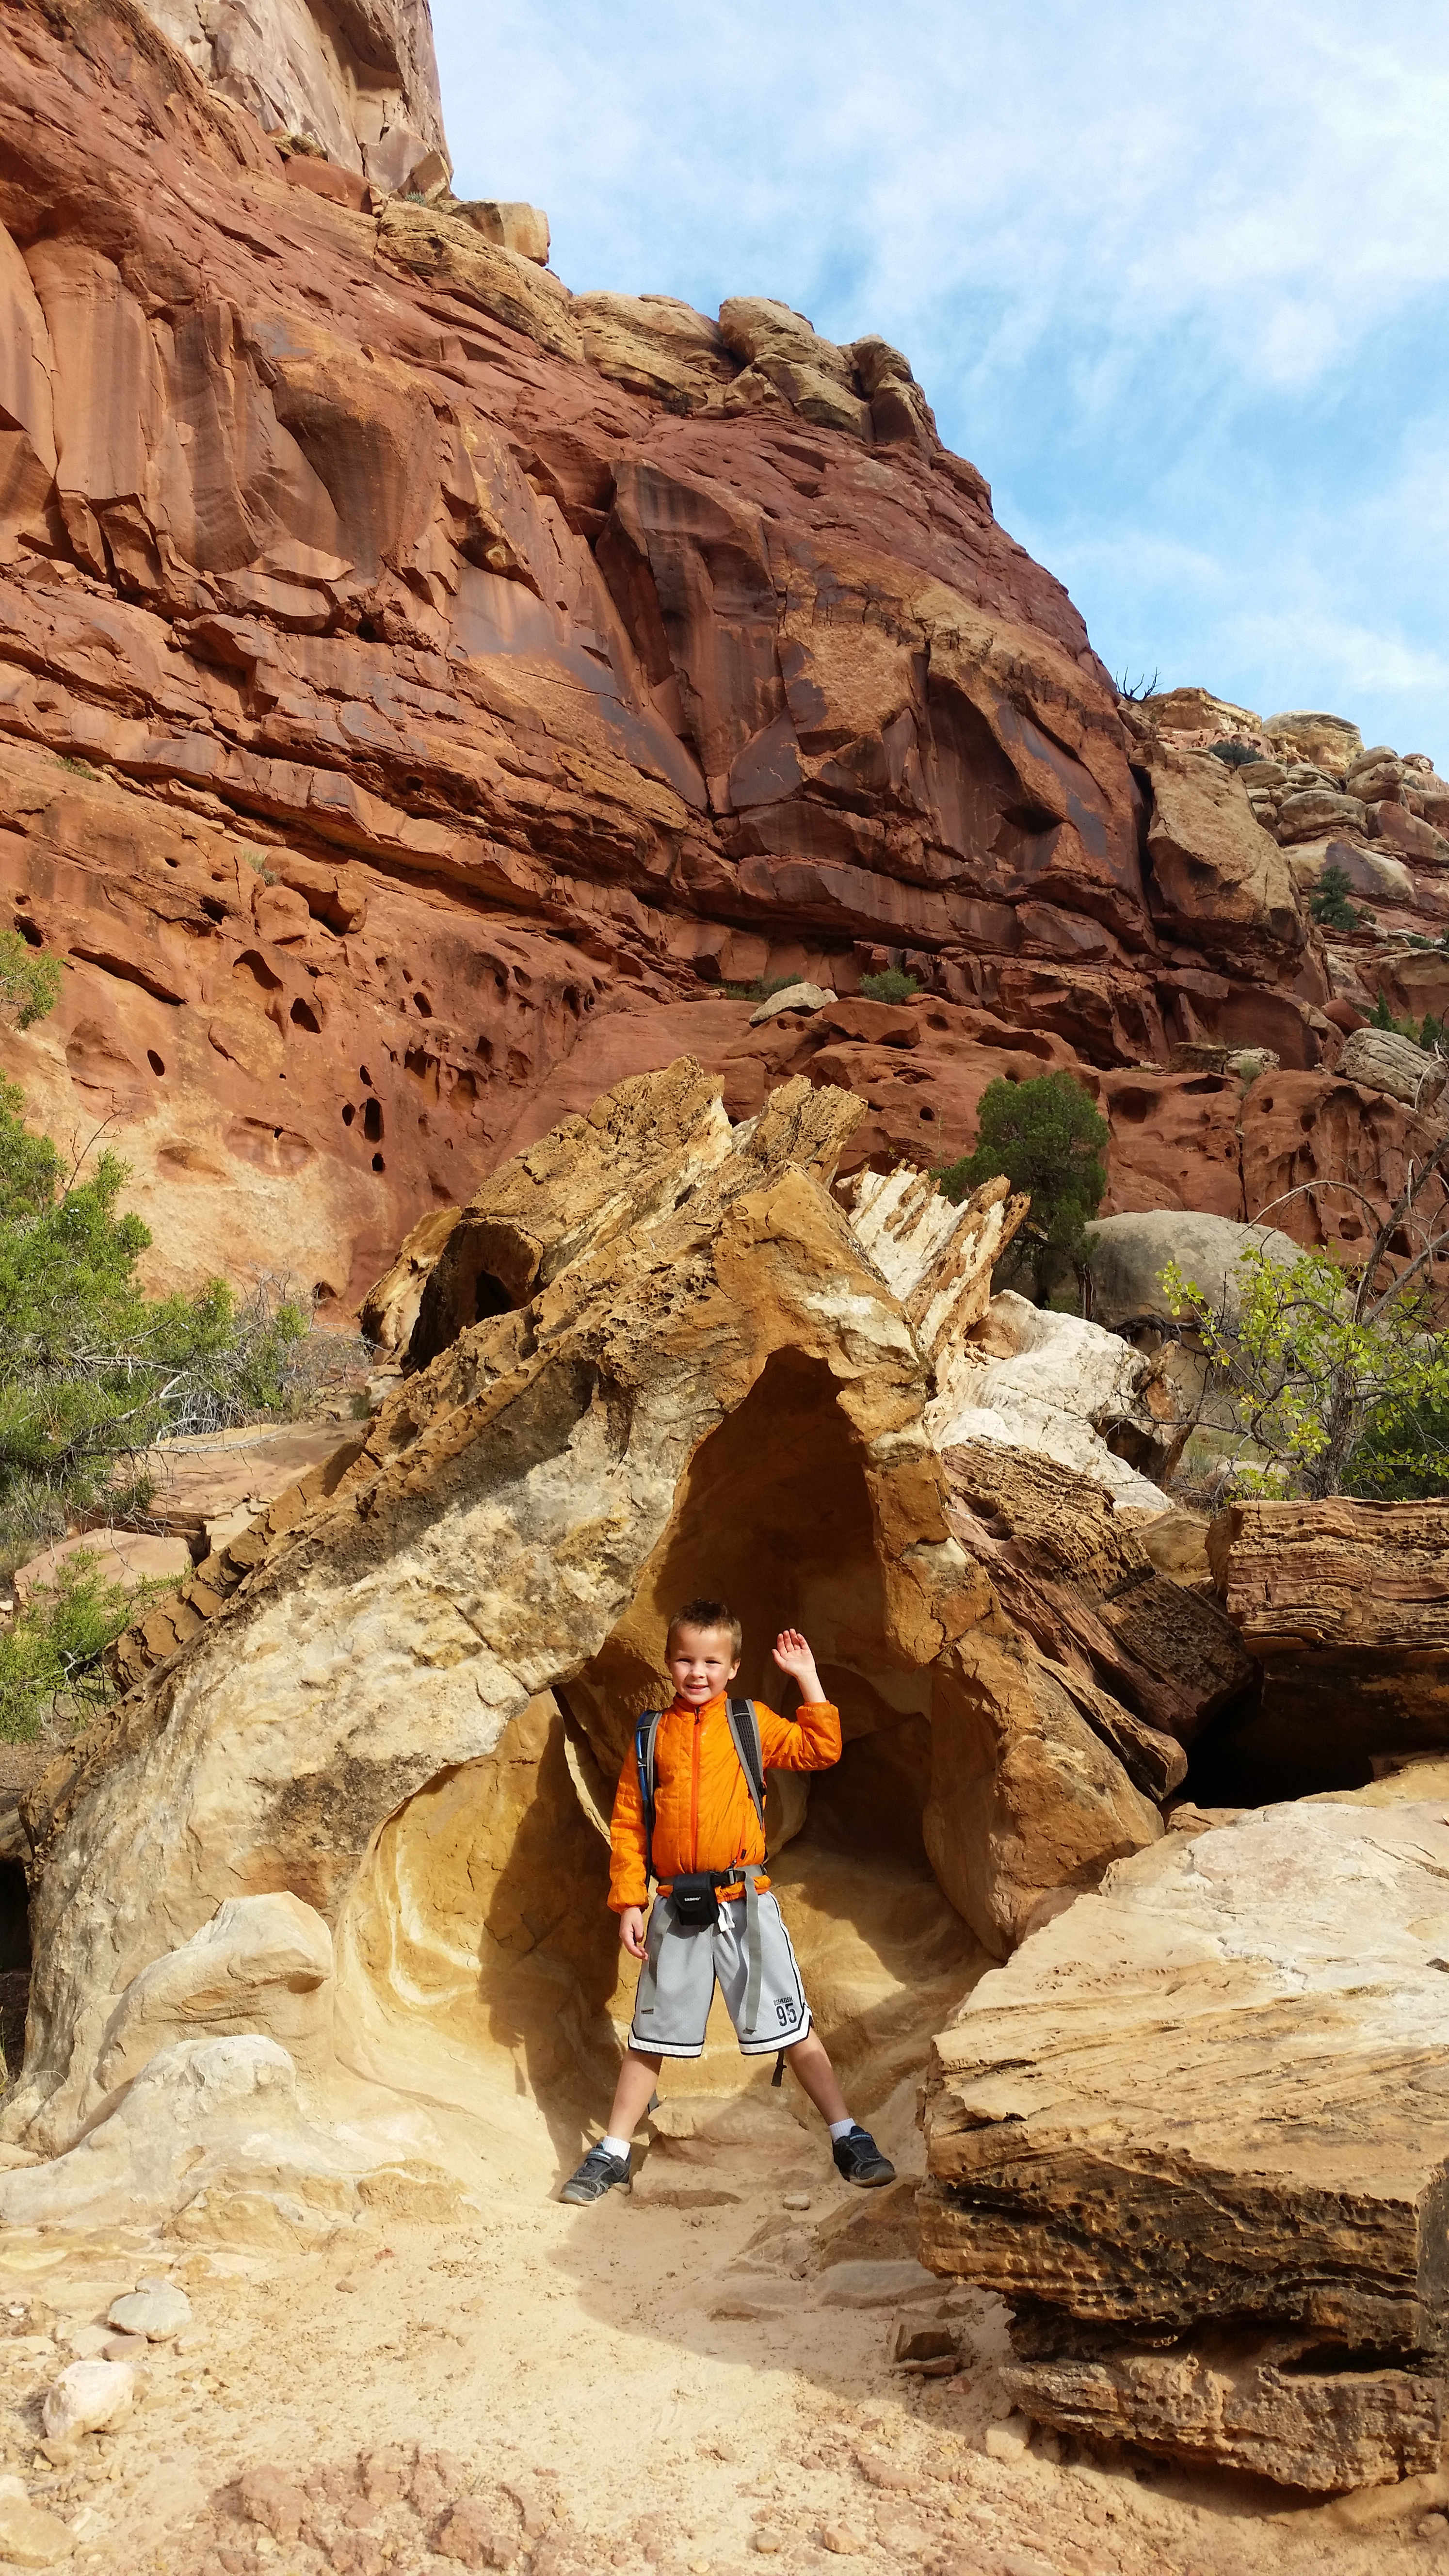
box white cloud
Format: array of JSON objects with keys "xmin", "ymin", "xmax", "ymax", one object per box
[{"xmin": 431, "ymin": 0, "xmax": 1449, "ymax": 767}]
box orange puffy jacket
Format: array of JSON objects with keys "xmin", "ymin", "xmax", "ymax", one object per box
[{"xmin": 608, "ymin": 1690, "xmax": 841, "ymax": 1912}]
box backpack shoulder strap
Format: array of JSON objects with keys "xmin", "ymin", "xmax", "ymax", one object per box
[
  {"xmin": 725, "ymin": 1697, "xmax": 767, "ymax": 1835},
  {"xmin": 634, "ymin": 1709, "xmax": 663, "ymax": 1885}
]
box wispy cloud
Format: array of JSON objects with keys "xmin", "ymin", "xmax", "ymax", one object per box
[{"xmin": 433, "ymin": 0, "xmax": 1449, "ymax": 766}]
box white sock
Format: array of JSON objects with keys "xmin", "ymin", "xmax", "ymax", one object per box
[
  {"xmin": 828, "ymin": 2118, "xmax": 856, "ymax": 2142},
  {"xmin": 601, "ymin": 2134, "xmax": 631, "ymax": 2160}
]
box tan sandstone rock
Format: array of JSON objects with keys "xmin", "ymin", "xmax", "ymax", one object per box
[
  {"xmin": 1264, "ymin": 710, "xmax": 1367, "ymax": 775},
  {"xmin": 921, "ymin": 1793, "xmax": 1449, "ymax": 2487},
  {"xmin": 1208, "ymin": 1496, "xmax": 1449, "ymax": 1785},
  {"xmin": 1143, "ymin": 742, "xmax": 1304, "ymax": 964}
]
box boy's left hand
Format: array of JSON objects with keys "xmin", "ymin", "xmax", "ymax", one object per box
[{"xmin": 772, "ymin": 1626, "xmax": 824, "ymax": 1704}]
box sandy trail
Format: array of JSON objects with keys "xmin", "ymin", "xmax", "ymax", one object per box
[{"xmin": 0, "ymin": 2102, "xmax": 1433, "ymax": 2576}]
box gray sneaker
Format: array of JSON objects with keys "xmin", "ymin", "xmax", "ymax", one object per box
[
  {"xmin": 560, "ymin": 2144, "xmax": 631, "ymax": 2205},
  {"xmin": 832, "ymin": 2125, "xmax": 896, "ymax": 2187}
]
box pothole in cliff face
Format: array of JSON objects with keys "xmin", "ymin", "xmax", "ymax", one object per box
[{"xmin": 336, "ymin": 1351, "xmax": 980, "ymax": 2178}]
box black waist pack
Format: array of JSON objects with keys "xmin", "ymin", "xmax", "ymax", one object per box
[{"xmin": 669, "ymin": 1871, "xmax": 726, "ymax": 1929}]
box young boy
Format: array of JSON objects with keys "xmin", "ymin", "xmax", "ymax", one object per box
[{"xmin": 561, "ymin": 1598, "xmax": 896, "ymax": 2204}]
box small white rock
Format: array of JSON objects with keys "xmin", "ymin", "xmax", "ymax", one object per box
[
  {"xmin": 42, "ymin": 2358, "xmax": 136, "ymax": 2440},
  {"xmin": 749, "ymin": 980, "xmax": 836, "ymax": 1026},
  {"xmin": 781, "ymin": 2192, "xmax": 811, "ymax": 2211},
  {"xmin": 106, "ymin": 2283, "xmax": 191, "ymax": 2341},
  {"xmin": 984, "ymin": 2412, "xmax": 1031, "ymax": 2463}
]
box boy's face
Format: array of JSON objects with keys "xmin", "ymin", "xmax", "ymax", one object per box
[{"xmin": 667, "ymin": 1624, "xmax": 741, "ymax": 1705}]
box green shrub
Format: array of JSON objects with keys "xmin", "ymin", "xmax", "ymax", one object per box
[
  {"xmin": 0, "ymin": 934, "xmax": 62, "ymax": 1030},
  {"xmin": 0, "ymin": 1081, "xmax": 309, "ymax": 1570},
  {"xmin": 719, "ymin": 974, "xmax": 803, "ymax": 1002},
  {"xmin": 0, "ymin": 1550, "xmax": 174, "ymax": 1742},
  {"xmin": 1161, "ymin": 1242, "xmax": 1449, "ymax": 1501},
  {"xmin": 859, "ymin": 967, "xmax": 920, "ymax": 1004},
  {"xmin": 1309, "ymin": 862, "xmax": 1365, "ymax": 933},
  {"xmin": 1209, "ymin": 740, "xmax": 1260, "ymax": 767},
  {"xmin": 1368, "ymin": 993, "xmax": 1445, "ymax": 1051},
  {"xmin": 936, "ymin": 1070, "xmax": 1109, "ymax": 1304}
]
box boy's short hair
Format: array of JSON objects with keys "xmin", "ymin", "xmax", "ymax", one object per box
[{"xmin": 667, "ymin": 1597, "xmax": 743, "ymax": 1657}]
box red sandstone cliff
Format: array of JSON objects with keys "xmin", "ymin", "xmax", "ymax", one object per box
[{"xmin": 0, "ymin": 0, "xmax": 1442, "ymax": 1307}]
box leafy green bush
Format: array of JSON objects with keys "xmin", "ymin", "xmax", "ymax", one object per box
[
  {"xmin": 0, "ymin": 1551, "xmax": 173, "ymax": 1741},
  {"xmin": 1209, "ymin": 740, "xmax": 1261, "ymax": 767},
  {"xmin": 0, "ymin": 933, "xmax": 62, "ymax": 1030},
  {"xmin": 1309, "ymin": 862, "xmax": 1366, "ymax": 933},
  {"xmin": 859, "ymin": 967, "xmax": 920, "ymax": 1004},
  {"xmin": 1369, "ymin": 992, "xmax": 1445, "ymax": 1051},
  {"xmin": 1161, "ymin": 1241, "xmax": 1449, "ymax": 1501},
  {"xmin": 936, "ymin": 1071, "xmax": 1109, "ymax": 1304},
  {"xmin": 0, "ymin": 1081, "xmax": 309, "ymax": 1570}
]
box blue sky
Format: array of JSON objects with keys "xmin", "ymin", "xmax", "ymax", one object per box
[{"xmin": 432, "ymin": 0, "xmax": 1449, "ymax": 770}]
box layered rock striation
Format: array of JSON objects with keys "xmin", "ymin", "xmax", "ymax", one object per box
[
  {"xmin": 922, "ymin": 1789, "xmax": 1449, "ymax": 2490},
  {"xmin": 0, "ymin": 0, "xmax": 1429, "ymax": 1304}
]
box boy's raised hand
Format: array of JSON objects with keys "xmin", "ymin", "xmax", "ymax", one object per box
[{"xmin": 772, "ymin": 1626, "xmax": 825, "ymax": 1704}]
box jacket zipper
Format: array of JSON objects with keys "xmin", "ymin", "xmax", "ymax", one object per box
[{"xmin": 690, "ymin": 1704, "xmax": 702, "ymax": 1870}]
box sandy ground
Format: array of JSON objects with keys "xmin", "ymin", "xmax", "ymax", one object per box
[{"xmin": 0, "ymin": 2100, "xmax": 1439, "ymax": 2576}]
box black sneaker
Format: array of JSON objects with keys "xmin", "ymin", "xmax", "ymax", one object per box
[
  {"xmin": 832, "ymin": 2125, "xmax": 896, "ymax": 2187},
  {"xmin": 560, "ymin": 2144, "xmax": 631, "ymax": 2205}
]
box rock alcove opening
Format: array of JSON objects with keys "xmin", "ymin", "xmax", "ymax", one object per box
[
  {"xmin": 0, "ymin": 1858, "xmax": 32, "ymax": 2078},
  {"xmin": 1182, "ymin": 1691, "xmax": 1376, "ymax": 1808},
  {"xmin": 337, "ymin": 1350, "xmax": 981, "ymax": 2162}
]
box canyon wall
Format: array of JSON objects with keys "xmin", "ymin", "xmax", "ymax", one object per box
[{"xmin": 3, "ymin": 0, "xmax": 1437, "ymax": 1305}]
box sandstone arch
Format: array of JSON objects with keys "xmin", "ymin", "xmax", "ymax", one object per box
[{"xmin": 2, "ymin": 1061, "xmax": 1182, "ymax": 2222}]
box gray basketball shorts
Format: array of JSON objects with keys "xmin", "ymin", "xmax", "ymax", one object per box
[{"xmin": 629, "ymin": 1890, "xmax": 812, "ymax": 2059}]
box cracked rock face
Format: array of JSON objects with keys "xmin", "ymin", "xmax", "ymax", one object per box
[{"xmin": 921, "ymin": 1792, "xmax": 1449, "ymax": 2489}]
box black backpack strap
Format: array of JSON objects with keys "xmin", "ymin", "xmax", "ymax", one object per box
[
  {"xmin": 725, "ymin": 1697, "xmax": 767, "ymax": 1835},
  {"xmin": 634, "ymin": 1709, "xmax": 662, "ymax": 1886}
]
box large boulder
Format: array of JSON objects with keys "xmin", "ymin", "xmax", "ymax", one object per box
[
  {"xmin": 1263, "ymin": 710, "xmax": 1366, "ymax": 775},
  {"xmin": 925, "ymin": 1292, "xmax": 1180, "ymax": 1512},
  {"xmin": 922, "ymin": 1789, "xmax": 1449, "ymax": 2489},
  {"xmin": 1338, "ymin": 1025, "xmax": 1447, "ymax": 1109},
  {"xmin": 1141, "ymin": 741, "xmax": 1304, "ymax": 965},
  {"xmin": 1084, "ymin": 1208, "xmax": 1302, "ymax": 1329}
]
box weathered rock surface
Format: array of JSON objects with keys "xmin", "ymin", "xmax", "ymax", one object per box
[
  {"xmin": 1207, "ymin": 1496, "xmax": 1449, "ymax": 1792},
  {"xmin": 139, "ymin": 0, "xmax": 449, "ymax": 186},
  {"xmin": 1337, "ymin": 1025, "xmax": 1446, "ymax": 1109},
  {"xmin": 0, "ymin": 0, "xmax": 1423, "ymax": 1310},
  {"xmin": 921, "ymin": 1793, "xmax": 1449, "ymax": 2487},
  {"xmin": 925, "ymin": 1291, "xmax": 1182, "ymax": 1511},
  {"xmin": 1084, "ymin": 1208, "xmax": 1302, "ymax": 1329},
  {"xmin": 942, "ymin": 1444, "xmax": 1251, "ymax": 1770}
]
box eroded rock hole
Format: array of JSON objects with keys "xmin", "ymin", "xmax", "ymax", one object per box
[
  {"xmin": 338, "ymin": 1350, "xmax": 975, "ymax": 2146},
  {"xmin": 363, "ymin": 1099, "xmax": 384, "ymax": 1143}
]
